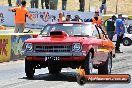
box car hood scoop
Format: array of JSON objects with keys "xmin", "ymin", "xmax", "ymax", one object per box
[{"xmin": 50, "ymin": 30, "xmax": 69, "ymax": 38}]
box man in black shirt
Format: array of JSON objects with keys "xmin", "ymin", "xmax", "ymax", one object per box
[{"xmin": 105, "ymin": 15, "xmax": 117, "ymax": 40}]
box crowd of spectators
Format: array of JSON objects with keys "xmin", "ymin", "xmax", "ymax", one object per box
[{"xmin": 8, "ymin": 0, "xmax": 85, "ymax": 11}]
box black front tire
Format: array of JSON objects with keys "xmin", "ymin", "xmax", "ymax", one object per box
[
  {"xmin": 123, "ymin": 38, "xmax": 132, "ymax": 46},
  {"xmin": 98, "ymin": 54, "xmax": 112, "ymax": 74},
  {"xmin": 25, "ymin": 60, "xmax": 35, "ymax": 79},
  {"xmin": 83, "ymin": 52, "xmax": 93, "ymax": 75}
]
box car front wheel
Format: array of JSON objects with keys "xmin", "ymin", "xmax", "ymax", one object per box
[
  {"xmin": 25, "ymin": 60, "xmax": 35, "ymax": 79},
  {"xmin": 98, "ymin": 54, "xmax": 112, "ymax": 74},
  {"xmin": 123, "ymin": 38, "xmax": 132, "ymax": 46},
  {"xmin": 83, "ymin": 52, "xmax": 93, "ymax": 75}
]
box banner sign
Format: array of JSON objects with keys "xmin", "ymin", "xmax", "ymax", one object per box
[{"xmin": 0, "ymin": 6, "xmax": 98, "ymax": 29}]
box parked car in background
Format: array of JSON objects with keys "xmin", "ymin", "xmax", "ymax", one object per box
[
  {"xmin": 103, "ymin": 14, "xmax": 132, "ymax": 46},
  {"xmin": 112, "ymin": 24, "xmax": 132, "ymax": 46},
  {"xmin": 22, "ymin": 22, "xmax": 115, "ymax": 79}
]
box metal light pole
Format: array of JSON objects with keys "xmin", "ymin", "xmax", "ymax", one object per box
[{"xmin": 116, "ymin": 0, "xmax": 118, "ymax": 14}]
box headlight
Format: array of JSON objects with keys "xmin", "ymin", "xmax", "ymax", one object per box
[
  {"xmin": 72, "ymin": 43, "xmax": 82, "ymax": 52},
  {"xmin": 25, "ymin": 43, "xmax": 32, "ymax": 51}
]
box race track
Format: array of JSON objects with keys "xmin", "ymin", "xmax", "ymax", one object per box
[{"xmin": 0, "ymin": 44, "xmax": 132, "ymax": 88}]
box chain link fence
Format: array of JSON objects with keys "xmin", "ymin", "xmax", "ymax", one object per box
[{"xmin": 0, "ymin": 0, "xmax": 132, "ymax": 14}]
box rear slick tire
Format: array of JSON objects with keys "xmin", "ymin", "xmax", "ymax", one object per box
[{"xmin": 98, "ymin": 54, "xmax": 112, "ymax": 74}]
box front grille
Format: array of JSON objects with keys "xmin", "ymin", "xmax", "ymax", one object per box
[{"xmin": 34, "ymin": 45, "xmax": 71, "ymax": 52}]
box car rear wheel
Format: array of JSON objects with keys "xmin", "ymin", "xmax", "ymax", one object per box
[
  {"xmin": 98, "ymin": 54, "xmax": 112, "ymax": 74},
  {"xmin": 123, "ymin": 38, "xmax": 132, "ymax": 46},
  {"xmin": 25, "ymin": 60, "xmax": 35, "ymax": 79},
  {"xmin": 48, "ymin": 65, "xmax": 61, "ymax": 74},
  {"xmin": 83, "ymin": 52, "xmax": 93, "ymax": 75}
]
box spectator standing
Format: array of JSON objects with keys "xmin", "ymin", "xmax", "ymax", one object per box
[
  {"xmin": 79, "ymin": 0, "xmax": 85, "ymax": 12},
  {"xmin": 90, "ymin": 10, "xmax": 102, "ymax": 26},
  {"xmin": 8, "ymin": 0, "xmax": 12, "ymax": 6},
  {"xmin": 30, "ymin": 0, "xmax": 39, "ymax": 8},
  {"xmin": 41, "ymin": 0, "xmax": 49, "ymax": 9},
  {"xmin": 72, "ymin": 15, "xmax": 82, "ymax": 22},
  {"xmin": 105, "ymin": 15, "xmax": 116, "ymax": 40},
  {"xmin": 66, "ymin": 15, "xmax": 72, "ymax": 21},
  {"xmin": 62, "ymin": 0, "xmax": 67, "ymax": 10},
  {"xmin": 99, "ymin": 0, "xmax": 107, "ymax": 14},
  {"xmin": 50, "ymin": 0, "xmax": 58, "ymax": 10},
  {"xmin": 58, "ymin": 12, "xmax": 65, "ymax": 22},
  {"xmin": 16, "ymin": 0, "xmax": 22, "ymax": 6},
  {"xmin": 0, "ymin": 25, "xmax": 6, "ymax": 30},
  {"xmin": 9, "ymin": 0, "xmax": 34, "ymax": 33},
  {"xmin": 115, "ymin": 14, "xmax": 125, "ymax": 53}
]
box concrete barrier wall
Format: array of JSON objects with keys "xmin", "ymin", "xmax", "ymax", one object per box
[
  {"xmin": 0, "ymin": 33, "xmax": 38, "ymax": 62},
  {"xmin": 10, "ymin": 34, "xmax": 33, "ymax": 60}
]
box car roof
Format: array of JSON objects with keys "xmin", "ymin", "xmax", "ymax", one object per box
[{"xmin": 47, "ymin": 22, "xmax": 93, "ymax": 25}]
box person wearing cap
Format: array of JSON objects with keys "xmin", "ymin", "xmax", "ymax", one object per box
[
  {"xmin": 72, "ymin": 15, "xmax": 82, "ymax": 22},
  {"xmin": 105, "ymin": 15, "xmax": 116, "ymax": 40},
  {"xmin": 8, "ymin": 0, "xmax": 34, "ymax": 33},
  {"xmin": 90, "ymin": 10, "xmax": 102, "ymax": 26},
  {"xmin": 115, "ymin": 14, "xmax": 125, "ymax": 53},
  {"xmin": 58, "ymin": 12, "xmax": 66, "ymax": 22}
]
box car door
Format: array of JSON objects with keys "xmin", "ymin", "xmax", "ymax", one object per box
[
  {"xmin": 91, "ymin": 26, "xmax": 104, "ymax": 64},
  {"xmin": 96, "ymin": 26, "xmax": 110, "ymax": 62}
]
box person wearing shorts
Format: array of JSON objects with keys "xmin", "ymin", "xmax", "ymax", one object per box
[{"xmin": 9, "ymin": 0, "xmax": 33, "ymax": 33}]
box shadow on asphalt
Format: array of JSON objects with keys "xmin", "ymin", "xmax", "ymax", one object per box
[{"xmin": 20, "ymin": 72, "xmax": 77, "ymax": 82}]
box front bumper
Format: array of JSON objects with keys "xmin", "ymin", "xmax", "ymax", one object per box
[{"xmin": 22, "ymin": 51, "xmax": 87, "ymax": 57}]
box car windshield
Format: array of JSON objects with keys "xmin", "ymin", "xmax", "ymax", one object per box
[{"xmin": 40, "ymin": 23, "xmax": 94, "ymax": 37}]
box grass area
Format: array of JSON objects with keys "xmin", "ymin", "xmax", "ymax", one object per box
[{"xmin": 0, "ymin": 0, "xmax": 132, "ymax": 14}]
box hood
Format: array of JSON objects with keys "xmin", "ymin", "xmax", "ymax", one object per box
[
  {"xmin": 25, "ymin": 30, "xmax": 92, "ymax": 44},
  {"xmin": 24, "ymin": 36, "xmax": 91, "ymax": 44}
]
